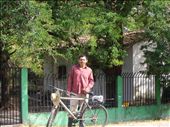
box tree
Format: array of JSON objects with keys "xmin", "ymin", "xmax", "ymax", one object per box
[
  {"xmin": 1, "ymin": 0, "xmax": 170, "ymax": 76},
  {"xmin": 0, "ymin": 0, "xmax": 30, "ymax": 107},
  {"xmin": 140, "ymin": 1, "xmax": 170, "ymax": 76},
  {"xmin": 1, "ymin": 0, "xmax": 59, "ymax": 73},
  {"xmin": 0, "ymin": 0, "xmax": 58, "ymax": 107},
  {"xmin": 10, "ymin": 0, "xmax": 58, "ymax": 74},
  {"xmin": 1, "ymin": 1, "xmax": 169, "ymax": 106},
  {"xmin": 47, "ymin": 0, "xmax": 139, "ymax": 70},
  {"xmin": 126, "ymin": 0, "xmax": 170, "ymax": 87},
  {"xmin": 0, "ymin": 0, "xmax": 29, "ymax": 68}
]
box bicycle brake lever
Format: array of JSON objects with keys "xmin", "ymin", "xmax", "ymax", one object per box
[{"xmin": 88, "ymin": 91, "xmax": 94, "ymax": 96}]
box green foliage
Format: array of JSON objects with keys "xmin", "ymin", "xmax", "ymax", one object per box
[
  {"xmin": 12, "ymin": 0, "xmax": 58, "ymax": 74},
  {"xmin": 0, "ymin": 0, "xmax": 29, "ymax": 54},
  {"xmin": 48, "ymin": 0, "xmax": 128, "ymax": 68},
  {"xmin": 121, "ymin": 0, "xmax": 170, "ymax": 76},
  {"xmin": 1, "ymin": 0, "xmax": 61, "ymax": 74},
  {"xmin": 1, "ymin": 0, "xmax": 169, "ymax": 75},
  {"xmin": 139, "ymin": 0, "xmax": 170, "ymax": 75}
]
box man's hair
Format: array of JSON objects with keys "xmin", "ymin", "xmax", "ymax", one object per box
[{"xmin": 78, "ymin": 54, "xmax": 88, "ymax": 60}]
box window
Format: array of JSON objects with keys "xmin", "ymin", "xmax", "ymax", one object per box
[{"xmin": 58, "ymin": 65, "xmax": 66, "ymax": 79}]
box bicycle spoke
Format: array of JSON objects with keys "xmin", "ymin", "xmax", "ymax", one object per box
[{"xmin": 82, "ymin": 104, "xmax": 108, "ymax": 127}]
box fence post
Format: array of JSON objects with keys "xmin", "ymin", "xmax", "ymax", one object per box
[
  {"xmin": 156, "ymin": 76, "xmax": 161, "ymax": 105},
  {"xmin": 21, "ymin": 68, "xmax": 28, "ymax": 123},
  {"xmin": 117, "ymin": 75, "xmax": 123, "ymax": 120}
]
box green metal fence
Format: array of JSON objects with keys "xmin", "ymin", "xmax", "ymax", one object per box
[
  {"xmin": 20, "ymin": 69, "xmax": 170, "ymax": 126},
  {"xmin": 0, "ymin": 67, "xmax": 22, "ymax": 125}
]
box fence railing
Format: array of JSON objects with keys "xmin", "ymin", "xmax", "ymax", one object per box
[
  {"xmin": 28, "ymin": 71, "xmax": 117, "ymax": 113},
  {"xmin": 28, "ymin": 71, "xmax": 170, "ymax": 113},
  {"xmin": 0, "ymin": 67, "xmax": 22, "ymax": 125},
  {"xmin": 122, "ymin": 73, "xmax": 156, "ymax": 107},
  {"xmin": 28, "ymin": 72, "xmax": 78, "ymax": 113},
  {"xmin": 122, "ymin": 72, "xmax": 170, "ymax": 106},
  {"xmin": 161, "ymin": 74, "xmax": 170, "ymax": 104},
  {"xmin": 28, "ymin": 71, "xmax": 52, "ymax": 113}
]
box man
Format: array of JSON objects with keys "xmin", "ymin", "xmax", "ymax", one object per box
[{"xmin": 67, "ymin": 54, "xmax": 94, "ymax": 127}]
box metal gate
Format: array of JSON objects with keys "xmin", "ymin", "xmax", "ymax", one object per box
[{"xmin": 0, "ymin": 67, "xmax": 22, "ymax": 125}]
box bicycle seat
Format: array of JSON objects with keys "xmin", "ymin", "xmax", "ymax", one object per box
[{"xmin": 92, "ymin": 95, "xmax": 104, "ymax": 103}]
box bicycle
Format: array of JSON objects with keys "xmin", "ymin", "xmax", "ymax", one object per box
[{"xmin": 46, "ymin": 85, "xmax": 108, "ymax": 127}]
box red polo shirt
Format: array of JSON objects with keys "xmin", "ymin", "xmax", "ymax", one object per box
[{"xmin": 67, "ymin": 64, "xmax": 94, "ymax": 94}]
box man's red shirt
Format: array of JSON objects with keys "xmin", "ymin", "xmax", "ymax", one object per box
[{"xmin": 67, "ymin": 64, "xmax": 94, "ymax": 94}]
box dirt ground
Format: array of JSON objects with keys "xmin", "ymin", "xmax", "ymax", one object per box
[{"xmin": 1, "ymin": 119, "xmax": 170, "ymax": 127}]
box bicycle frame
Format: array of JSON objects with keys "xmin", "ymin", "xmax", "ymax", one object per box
[
  {"xmin": 53, "ymin": 95, "xmax": 90, "ymax": 120},
  {"xmin": 48, "ymin": 86, "xmax": 108, "ymax": 127}
]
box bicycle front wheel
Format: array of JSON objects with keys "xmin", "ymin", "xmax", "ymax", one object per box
[
  {"xmin": 81, "ymin": 104, "xmax": 108, "ymax": 127},
  {"xmin": 46, "ymin": 107, "xmax": 58, "ymax": 127}
]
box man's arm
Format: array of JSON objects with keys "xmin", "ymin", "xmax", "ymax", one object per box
[
  {"xmin": 88, "ymin": 71, "xmax": 94, "ymax": 88},
  {"xmin": 85, "ymin": 71, "xmax": 94, "ymax": 93}
]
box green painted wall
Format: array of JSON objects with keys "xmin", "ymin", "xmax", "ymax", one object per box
[
  {"xmin": 107, "ymin": 104, "xmax": 170, "ymax": 122},
  {"xmin": 27, "ymin": 104, "xmax": 170, "ymax": 126},
  {"xmin": 28, "ymin": 111, "xmax": 68, "ymax": 126},
  {"xmin": 27, "ymin": 76, "xmax": 170, "ymax": 126}
]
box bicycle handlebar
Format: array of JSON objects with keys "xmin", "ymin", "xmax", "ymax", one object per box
[{"xmin": 48, "ymin": 85, "xmax": 77, "ymax": 96}]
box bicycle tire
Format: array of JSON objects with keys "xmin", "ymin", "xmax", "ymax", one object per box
[
  {"xmin": 46, "ymin": 107, "xmax": 58, "ymax": 127},
  {"xmin": 81, "ymin": 104, "xmax": 108, "ymax": 127}
]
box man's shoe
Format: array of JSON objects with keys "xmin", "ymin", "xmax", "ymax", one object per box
[
  {"xmin": 79, "ymin": 121, "xmax": 85, "ymax": 127},
  {"xmin": 68, "ymin": 117, "xmax": 73, "ymax": 127}
]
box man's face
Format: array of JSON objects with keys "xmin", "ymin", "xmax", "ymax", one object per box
[{"xmin": 78, "ymin": 56, "xmax": 88, "ymax": 67}]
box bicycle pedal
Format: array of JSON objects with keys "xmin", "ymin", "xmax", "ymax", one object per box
[
  {"xmin": 74, "ymin": 112, "xmax": 82, "ymax": 118},
  {"xmin": 72, "ymin": 119, "xmax": 78, "ymax": 123},
  {"xmin": 72, "ymin": 123, "xmax": 76, "ymax": 126}
]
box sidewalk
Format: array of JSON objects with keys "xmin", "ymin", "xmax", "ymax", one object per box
[
  {"xmin": 1, "ymin": 119, "xmax": 170, "ymax": 127},
  {"xmin": 106, "ymin": 119, "xmax": 170, "ymax": 127}
]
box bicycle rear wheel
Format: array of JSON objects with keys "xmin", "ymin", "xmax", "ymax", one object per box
[
  {"xmin": 46, "ymin": 107, "xmax": 58, "ymax": 127},
  {"xmin": 81, "ymin": 104, "xmax": 108, "ymax": 127}
]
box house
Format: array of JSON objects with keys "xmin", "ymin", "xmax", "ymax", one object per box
[
  {"xmin": 122, "ymin": 30, "xmax": 147, "ymax": 73},
  {"xmin": 42, "ymin": 30, "xmax": 156, "ymax": 105},
  {"xmin": 122, "ymin": 30, "xmax": 156, "ymax": 103}
]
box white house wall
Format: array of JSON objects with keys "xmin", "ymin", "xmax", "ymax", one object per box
[
  {"xmin": 44, "ymin": 55, "xmax": 54, "ymax": 90},
  {"xmin": 133, "ymin": 41, "xmax": 148, "ymax": 72},
  {"xmin": 92, "ymin": 69, "xmax": 106, "ymax": 101},
  {"xmin": 122, "ymin": 41, "xmax": 148, "ymax": 73},
  {"xmin": 132, "ymin": 41, "xmax": 155, "ymax": 102},
  {"xmin": 122, "ymin": 46, "xmax": 133, "ymax": 102},
  {"xmin": 43, "ymin": 55, "xmax": 72, "ymax": 91},
  {"xmin": 122, "ymin": 41, "xmax": 156, "ymax": 103},
  {"xmin": 122, "ymin": 47, "xmax": 133, "ymax": 73},
  {"xmin": 43, "ymin": 55, "xmax": 107, "ymax": 100}
]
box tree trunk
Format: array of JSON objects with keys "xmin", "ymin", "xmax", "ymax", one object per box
[{"xmin": 0, "ymin": 41, "xmax": 10, "ymax": 108}]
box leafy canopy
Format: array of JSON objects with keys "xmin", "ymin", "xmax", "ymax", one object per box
[
  {"xmin": 135, "ymin": 1, "xmax": 170, "ymax": 75},
  {"xmin": 48, "ymin": 0, "xmax": 130, "ymax": 68},
  {"xmin": 1, "ymin": 0, "xmax": 170, "ymax": 76}
]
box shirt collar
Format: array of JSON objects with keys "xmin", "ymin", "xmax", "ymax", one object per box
[{"xmin": 77, "ymin": 64, "xmax": 87, "ymax": 69}]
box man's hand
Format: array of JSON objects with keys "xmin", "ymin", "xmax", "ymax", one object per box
[
  {"xmin": 86, "ymin": 87, "xmax": 91, "ymax": 93},
  {"xmin": 83, "ymin": 87, "xmax": 91, "ymax": 94}
]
